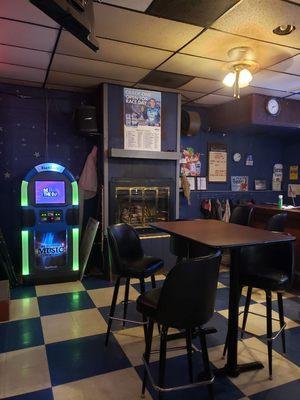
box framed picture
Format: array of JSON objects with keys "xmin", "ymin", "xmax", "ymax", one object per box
[
  {"xmin": 186, "ymin": 176, "xmax": 196, "ymax": 191},
  {"xmin": 255, "ymin": 180, "xmax": 267, "ymax": 190},
  {"xmin": 208, "ymin": 143, "xmax": 227, "ymax": 183},
  {"xmin": 196, "ymin": 177, "xmax": 207, "ymax": 190},
  {"xmin": 231, "ymin": 176, "xmax": 249, "ymax": 192}
]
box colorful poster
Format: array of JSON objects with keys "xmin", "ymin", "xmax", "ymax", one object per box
[
  {"xmin": 124, "ymin": 88, "xmax": 161, "ymax": 151},
  {"xmin": 289, "ymin": 165, "xmax": 298, "ymax": 180},
  {"xmin": 180, "ymin": 147, "xmax": 201, "ymax": 176},
  {"xmin": 231, "ymin": 176, "xmax": 249, "ymax": 191},
  {"xmin": 35, "ymin": 231, "xmax": 67, "ymax": 270}
]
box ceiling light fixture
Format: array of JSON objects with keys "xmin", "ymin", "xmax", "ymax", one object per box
[
  {"xmin": 273, "ymin": 24, "xmax": 296, "ymax": 35},
  {"xmin": 223, "ymin": 47, "xmax": 259, "ymax": 99}
]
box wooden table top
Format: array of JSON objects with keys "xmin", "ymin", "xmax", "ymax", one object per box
[{"xmin": 152, "ymin": 220, "xmax": 295, "ymax": 249}]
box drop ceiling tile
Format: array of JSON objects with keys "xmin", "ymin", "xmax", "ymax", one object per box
[
  {"xmin": 146, "ymin": 0, "xmax": 239, "ymax": 27},
  {"xmin": 213, "ymin": 0, "xmax": 300, "ymax": 49},
  {"xmin": 93, "ymin": 3, "xmax": 202, "ymax": 51},
  {"xmin": 158, "ymin": 54, "xmax": 225, "ymax": 80},
  {"xmin": 251, "ymin": 70, "xmax": 300, "ymax": 92},
  {"xmin": 0, "ymin": 77, "xmax": 42, "ymax": 88},
  {"xmin": 51, "ymin": 54, "xmax": 149, "ymax": 83},
  {"xmin": 0, "ymin": 45, "xmax": 50, "ymax": 70},
  {"xmin": 139, "ymin": 70, "xmax": 193, "ymax": 88},
  {"xmin": 47, "ymin": 71, "xmax": 133, "ymax": 89},
  {"xmin": 179, "ymin": 77, "xmax": 222, "ymax": 93},
  {"xmin": 180, "ymin": 90, "xmax": 205, "ymax": 101},
  {"xmin": 195, "ymin": 94, "xmax": 234, "ymax": 106},
  {"xmin": 103, "ymin": 0, "xmax": 154, "ymax": 11},
  {"xmin": 57, "ymin": 31, "xmax": 172, "ymax": 69},
  {"xmin": 215, "ymin": 85, "xmax": 291, "ymax": 98},
  {"xmin": 269, "ymin": 53, "xmax": 300, "ymax": 74},
  {"xmin": 0, "ymin": 0, "xmax": 58, "ymax": 27},
  {"xmin": 135, "ymin": 83, "xmax": 179, "ymax": 93},
  {"xmin": 286, "ymin": 93, "xmax": 300, "ymax": 100},
  {"xmin": 0, "ymin": 63, "xmax": 45, "ymax": 83},
  {"xmin": 181, "ymin": 29, "xmax": 299, "ymax": 68},
  {"xmin": 0, "ymin": 19, "xmax": 58, "ymax": 52}
]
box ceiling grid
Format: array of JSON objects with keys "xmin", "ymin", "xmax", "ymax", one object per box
[{"xmin": 0, "ymin": 0, "xmax": 298, "ymax": 105}]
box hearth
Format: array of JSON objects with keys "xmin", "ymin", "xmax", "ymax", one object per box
[{"xmin": 110, "ymin": 178, "xmax": 174, "ymax": 230}]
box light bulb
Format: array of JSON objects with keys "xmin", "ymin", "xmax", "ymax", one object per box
[
  {"xmin": 223, "ymin": 72, "xmax": 236, "ymax": 87},
  {"xmin": 238, "ymin": 68, "xmax": 252, "ymax": 88}
]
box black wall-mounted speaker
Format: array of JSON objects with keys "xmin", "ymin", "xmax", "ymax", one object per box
[
  {"xmin": 75, "ymin": 105, "xmax": 99, "ymax": 135},
  {"xmin": 181, "ymin": 109, "xmax": 201, "ymax": 136}
]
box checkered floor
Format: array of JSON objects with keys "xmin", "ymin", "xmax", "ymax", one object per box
[{"xmin": 1, "ymin": 271, "xmax": 300, "ymax": 399}]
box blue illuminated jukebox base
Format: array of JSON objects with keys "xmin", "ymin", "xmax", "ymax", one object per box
[{"xmin": 21, "ymin": 163, "xmax": 80, "ymax": 284}]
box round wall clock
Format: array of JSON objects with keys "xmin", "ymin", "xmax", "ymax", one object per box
[
  {"xmin": 266, "ymin": 98, "xmax": 280, "ymax": 116},
  {"xmin": 233, "ymin": 153, "xmax": 241, "ymax": 162}
]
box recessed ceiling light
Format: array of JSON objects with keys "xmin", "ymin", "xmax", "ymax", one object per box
[{"xmin": 273, "ymin": 24, "xmax": 296, "ymax": 35}]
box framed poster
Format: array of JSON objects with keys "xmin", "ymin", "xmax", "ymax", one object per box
[
  {"xmin": 208, "ymin": 143, "xmax": 227, "ymax": 182},
  {"xmin": 180, "ymin": 147, "xmax": 201, "ymax": 176},
  {"xmin": 255, "ymin": 179, "xmax": 267, "ymax": 190},
  {"xmin": 123, "ymin": 88, "xmax": 161, "ymax": 152},
  {"xmin": 231, "ymin": 176, "xmax": 249, "ymax": 191}
]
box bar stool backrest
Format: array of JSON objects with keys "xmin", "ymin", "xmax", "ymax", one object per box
[
  {"xmin": 230, "ymin": 205, "xmax": 253, "ymax": 226},
  {"xmin": 240, "ymin": 241, "xmax": 294, "ymax": 281},
  {"xmin": 156, "ymin": 250, "xmax": 222, "ymax": 329},
  {"xmin": 107, "ymin": 223, "xmax": 144, "ymax": 275},
  {"xmin": 266, "ymin": 213, "xmax": 288, "ymax": 232}
]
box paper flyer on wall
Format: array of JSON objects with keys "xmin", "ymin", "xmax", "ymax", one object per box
[{"xmin": 123, "ymin": 88, "xmax": 161, "ymax": 152}]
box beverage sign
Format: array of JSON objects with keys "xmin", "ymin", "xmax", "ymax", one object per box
[
  {"xmin": 35, "ymin": 231, "xmax": 67, "ymax": 270},
  {"xmin": 123, "ymin": 88, "xmax": 161, "ymax": 152}
]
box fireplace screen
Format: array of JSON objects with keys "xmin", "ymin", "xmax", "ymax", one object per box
[{"xmin": 114, "ymin": 186, "xmax": 170, "ymax": 228}]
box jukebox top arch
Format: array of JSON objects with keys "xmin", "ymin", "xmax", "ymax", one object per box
[{"xmin": 21, "ymin": 163, "xmax": 78, "ymax": 207}]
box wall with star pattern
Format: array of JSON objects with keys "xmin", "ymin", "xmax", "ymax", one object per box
[{"xmin": 0, "ymin": 83, "xmax": 96, "ymax": 271}]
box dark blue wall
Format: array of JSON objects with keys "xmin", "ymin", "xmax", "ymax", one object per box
[
  {"xmin": 180, "ymin": 107, "xmax": 285, "ymax": 219},
  {"xmin": 0, "ymin": 83, "xmax": 95, "ymax": 270}
]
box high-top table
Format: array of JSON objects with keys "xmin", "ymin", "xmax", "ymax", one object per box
[{"xmin": 151, "ymin": 219, "xmax": 295, "ymax": 377}]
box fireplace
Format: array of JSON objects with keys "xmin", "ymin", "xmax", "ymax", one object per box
[{"xmin": 110, "ymin": 178, "xmax": 174, "ymax": 230}]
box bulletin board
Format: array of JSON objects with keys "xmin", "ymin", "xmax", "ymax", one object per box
[{"xmin": 208, "ymin": 143, "xmax": 227, "ymax": 183}]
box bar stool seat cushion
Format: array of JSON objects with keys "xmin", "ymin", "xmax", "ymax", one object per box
[
  {"xmin": 137, "ymin": 287, "xmax": 161, "ymax": 318},
  {"xmin": 240, "ymin": 268, "xmax": 289, "ymax": 291},
  {"xmin": 122, "ymin": 256, "xmax": 163, "ymax": 278}
]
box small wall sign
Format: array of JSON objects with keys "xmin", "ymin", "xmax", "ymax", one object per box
[
  {"xmin": 245, "ymin": 154, "xmax": 254, "ymax": 166},
  {"xmin": 289, "ymin": 165, "xmax": 298, "ymax": 180}
]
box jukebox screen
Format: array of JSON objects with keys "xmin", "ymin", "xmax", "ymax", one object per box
[{"xmin": 35, "ymin": 181, "xmax": 66, "ymax": 204}]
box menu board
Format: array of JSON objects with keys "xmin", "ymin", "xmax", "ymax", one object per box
[
  {"xmin": 208, "ymin": 144, "xmax": 227, "ymax": 182},
  {"xmin": 123, "ymin": 88, "xmax": 161, "ymax": 152}
]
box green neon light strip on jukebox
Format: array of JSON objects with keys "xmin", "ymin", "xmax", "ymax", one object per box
[
  {"xmin": 71, "ymin": 181, "xmax": 79, "ymax": 206},
  {"xmin": 21, "ymin": 230, "xmax": 29, "ymax": 276},
  {"xmin": 21, "ymin": 180, "xmax": 29, "ymax": 206},
  {"xmin": 72, "ymin": 228, "xmax": 79, "ymax": 271}
]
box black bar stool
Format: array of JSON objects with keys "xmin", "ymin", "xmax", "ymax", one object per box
[
  {"xmin": 137, "ymin": 251, "xmax": 222, "ymax": 399},
  {"xmin": 229, "ymin": 205, "xmax": 254, "ymax": 226},
  {"xmin": 105, "ymin": 223, "xmax": 164, "ymax": 346},
  {"xmin": 223, "ymin": 238, "xmax": 294, "ymax": 379}
]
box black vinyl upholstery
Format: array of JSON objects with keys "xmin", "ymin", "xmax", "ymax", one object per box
[
  {"xmin": 107, "ymin": 223, "xmax": 164, "ymax": 278},
  {"xmin": 230, "ymin": 205, "xmax": 254, "ymax": 226},
  {"xmin": 266, "ymin": 213, "xmax": 288, "ymax": 232},
  {"xmin": 137, "ymin": 251, "xmax": 222, "ymax": 329},
  {"xmin": 239, "ymin": 242, "xmax": 294, "ymax": 291}
]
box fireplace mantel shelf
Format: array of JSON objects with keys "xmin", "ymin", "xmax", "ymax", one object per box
[{"xmin": 110, "ymin": 148, "xmax": 181, "ymax": 160}]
